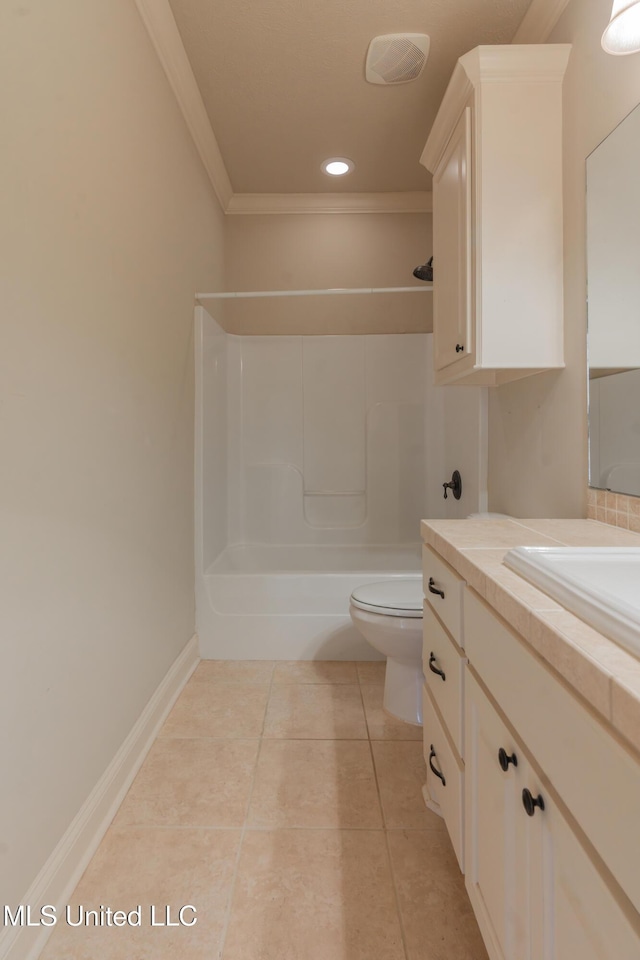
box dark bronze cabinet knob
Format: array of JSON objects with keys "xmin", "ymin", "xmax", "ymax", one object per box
[
  {"xmin": 522, "ymin": 788, "xmax": 545, "ymax": 817},
  {"xmin": 498, "ymin": 748, "xmax": 518, "ymax": 772}
]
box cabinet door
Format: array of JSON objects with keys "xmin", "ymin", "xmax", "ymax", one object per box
[
  {"xmin": 422, "ymin": 685, "xmax": 466, "ymax": 871},
  {"xmin": 465, "ymin": 671, "xmax": 529, "ymax": 960},
  {"xmin": 467, "ymin": 669, "xmax": 640, "ymax": 960},
  {"xmin": 530, "ymin": 796, "xmax": 640, "ymax": 960},
  {"xmin": 432, "ymin": 105, "xmax": 472, "ymax": 371}
]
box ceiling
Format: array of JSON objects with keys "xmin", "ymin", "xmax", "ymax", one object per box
[{"xmin": 167, "ymin": 0, "xmax": 534, "ymax": 195}]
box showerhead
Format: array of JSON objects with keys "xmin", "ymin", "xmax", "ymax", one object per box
[{"xmin": 413, "ymin": 257, "xmax": 433, "ymax": 282}]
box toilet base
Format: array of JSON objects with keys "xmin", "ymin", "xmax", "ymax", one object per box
[{"xmin": 383, "ymin": 658, "xmax": 424, "ymax": 726}]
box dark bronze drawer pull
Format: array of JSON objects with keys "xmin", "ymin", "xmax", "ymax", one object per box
[
  {"xmin": 428, "ymin": 745, "xmax": 446, "ymax": 786},
  {"xmin": 428, "ymin": 652, "xmax": 446, "ymax": 681},
  {"xmin": 428, "ymin": 577, "xmax": 445, "ymax": 599}
]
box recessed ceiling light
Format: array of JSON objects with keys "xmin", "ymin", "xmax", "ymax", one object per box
[{"xmin": 322, "ymin": 157, "xmax": 355, "ymax": 176}]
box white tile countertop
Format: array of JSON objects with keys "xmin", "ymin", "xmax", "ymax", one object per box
[{"xmin": 420, "ymin": 518, "xmax": 640, "ymax": 755}]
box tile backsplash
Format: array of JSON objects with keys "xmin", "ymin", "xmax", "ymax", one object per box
[{"xmin": 587, "ymin": 488, "xmax": 640, "ymax": 532}]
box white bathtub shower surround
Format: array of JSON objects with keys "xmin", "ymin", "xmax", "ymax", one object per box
[
  {"xmin": 225, "ymin": 332, "xmax": 429, "ymax": 545},
  {"xmin": 196, "ymin": 307, "xmax": 228, "ymax": 572},
  {"xmin": 195, "ymin": 306, "xmax": 438, "ymax": 659}
]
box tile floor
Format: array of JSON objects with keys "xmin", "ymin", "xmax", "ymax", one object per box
[{"xmin": 41, "ymin": 660, "xmax": 488, "ymax": 960}]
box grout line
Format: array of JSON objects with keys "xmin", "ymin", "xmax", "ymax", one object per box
[
  {"xmin": 217, "ymin": 663, "xmax": 275, "ymax": 959},
  {"xmin": 357, "ymin": 681, "xmax": 411, "ymax": 960},
  {"xmin": 150, "ymin": 735, "xmax": 263, "ymax": 742},
  {"xmin": 270, "ymin": 682, "xmax": 361, "ymax": 687},
  {"xmin": 357, "ymin": 682, "xmax": 383, "ymax": 822},
  {"xmin": 362, "ymin": 679, "xmax": 410, "ymax": 959},
  {"xmin": 110, "ymin": 824, "xmax": 405, "ymax": 833},
  {"xmin": 384, "ymin": 826, "xmax": 411, "ymax": 960},
  {"xmin": 258, "ymin": 667, "xmax": 275, "ymax": 738},
  {"xmin": 154, "ymin": 732, "xmax": 424, "ymax": 746},
  {"xmin": 363, "ymin": 702, "xmax": 409, "ymax": 960}
]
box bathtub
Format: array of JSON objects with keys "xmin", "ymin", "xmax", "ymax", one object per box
[{"xmin": 196, "ymin": 542, "xmax": 422, "ymax": 660}]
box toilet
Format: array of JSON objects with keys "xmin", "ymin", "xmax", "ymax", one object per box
[
  {"xmin": 350, "ymin": 514, "xmax": 512, "ymax": 726},
  {"xmin": 349, "ymin": 577, "xmax": 424, "ymax": 725}
]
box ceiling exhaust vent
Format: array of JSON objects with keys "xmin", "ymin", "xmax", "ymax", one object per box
[{"xmin": 365, "ymin": 33, "xmax": 430, "ymax": 85}]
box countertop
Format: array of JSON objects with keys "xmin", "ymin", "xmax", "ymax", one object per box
[{"xmin": 420, "ymin": 517, "xmax": 640, "ymax": 755}]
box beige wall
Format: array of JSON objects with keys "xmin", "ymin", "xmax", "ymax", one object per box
[
  {"xmin": 488, "ymin": 0, "xmax": 640, "ymax": 517},
  {"xmin": 0, "ymin": 0, "xmax": 224, "ymax": 906},
  {"xmin": 223, "ymin": 212, "xmax": 432, "ymax": 334}
]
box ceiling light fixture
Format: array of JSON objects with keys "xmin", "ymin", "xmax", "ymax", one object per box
[
  {"xmin": 602, "ymin": 0, "xmax": 640, "ymax": 54},
  {"xmin": 321, "ymin": 158, "xmax": 355, "ymax": 176}
]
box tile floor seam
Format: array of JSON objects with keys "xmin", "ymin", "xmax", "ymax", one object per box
[
  {"xmin": 156, "ymin": 734, "xmax": 418, "ymax": 741},
  {"xmin": 359, "ymin": 674, "xmax": 374, "ymax": 742},
  {"xmin": 369, "ymin": 738, "xmax": 424, "ymax": 743},
  {"xmin": 217, "ymin": 664, "xmax": 275, "ymax": 959},
  {"xmin": 158, "ymin": 735, "xmax": 266, "ymax": 741},
  {"xmin": 107, "ymin": 824, "xmax": 248, "ymax": 832},
  {"xmin": 358, "ymin": 680, "xmax": 411, "ymax": 959},
  {"xmin": 383, "ymin": 828, "xmax": 411, "ymax": 960},
  {"xmin": 249, "ymin": 736, "xmax": 380, "ymax": 745},
  {"xmin": 357, "ymin": 680, "xmax": 387, "ymax": 828},
  {"xmin": 107, "ymin": 824, "xmax": 431, "ymax": 833},
  {"xmin": 270, "ymin": 681, "xmax": 360, "ymax": 687},
  {"xmin": 237, "ymin": 825, "xmax": 390, "ymax": 833},
  {"xmin": 148, "ymin": 736, "xmax": 262, "ymax": 742}
]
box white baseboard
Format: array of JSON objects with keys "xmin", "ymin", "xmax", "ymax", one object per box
[{"xmin": 0, "ymin": 635, "xmax": 200, "ymax": 960}]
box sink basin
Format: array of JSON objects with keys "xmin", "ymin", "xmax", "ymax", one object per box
[{"xmin": 503, "ymin": 547, "xmax": 640, "ymax": 658}]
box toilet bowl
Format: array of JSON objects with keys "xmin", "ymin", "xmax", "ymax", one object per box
[
  {"xmin": 349, "ymin": 518, "xmax": 513, "ymax": 725},
  {"xmin": 349, "ymin": 578, "xmax": 424, "ymax": 725}
]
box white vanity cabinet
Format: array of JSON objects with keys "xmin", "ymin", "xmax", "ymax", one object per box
[
  {"xmin": 420, "ymin": 45, "xmax": 570, "ymax": 386},
  {"xmin": 464, "ymin": 591, "xmax": 640, "ymax": 960},
  {"xmin": 422, "ymin": 541, "xmax": 640, "ymax": 959},
  {"xmin": 465, "ymin": 669, "xmax": 639, "ymax": 960},
  {"xmin": 422, "ymin": 546, "xmax": 467, "ymax": 870}
]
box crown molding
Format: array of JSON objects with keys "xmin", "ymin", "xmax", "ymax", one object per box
[
  {"xmin": 133, "ymin": 0, "xmax": 570, "ymax": 217},
  {"xmin": 513, "ymin": 0, "xmax": 572, "ymax": 43},
  {"xmin": 421, "ymin": 44, "xmax": 571, "ymax": 173},
  {"xmin": 134, "ymin": 2, "xmax": 429, "ymax": 216},
  {"xmin": 420, "ymin": 61, "xmax": 474, "ymax": 173},
  {"xmin": 226, "ymin": 192, "xmax": 432, "ymax": 215},
  {"xmin": 460, "ymin": 43, "xmax": 572, "ymax": 83},
  {"xmin": 133, "ymin": 0, "xmax": 233, "ymax": 211}
]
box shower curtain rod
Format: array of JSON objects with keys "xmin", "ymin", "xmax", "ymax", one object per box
[{"xmin": 196, "ymin": 285, "xmax": 433, "ymax": 300}]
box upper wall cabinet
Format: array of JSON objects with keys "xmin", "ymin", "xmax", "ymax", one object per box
[{"xmin": 421, "ymin": 45, "xmax": 571, "ymax": 386}]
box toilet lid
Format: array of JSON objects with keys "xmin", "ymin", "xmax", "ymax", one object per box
[{"xmin": 350, "ymin": 578, "xmax": 423, "ymax": 618}]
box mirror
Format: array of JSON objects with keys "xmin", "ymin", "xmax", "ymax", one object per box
[{"xmin": 587, "ymin": 102, "xmax": 640, "ymax": 497}]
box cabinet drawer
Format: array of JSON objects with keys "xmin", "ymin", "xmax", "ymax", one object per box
[
  {"xmin": 465, "ymin": 588, "xmax": 640, "ymax": 914},
  {"xmin": 423, "ymin": 685, "xmax": 465, "ymax": 872},
  {"xmin": 423, "ymin": 602, "xmax": 466, "ymax": 757},
  {"xmin": 422, "ymin": 546, "xmax": 464, "ymax": 645}
]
